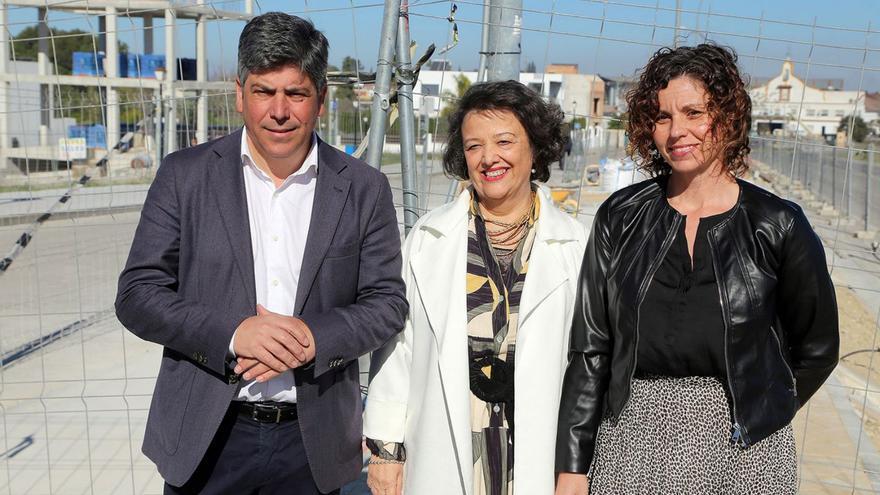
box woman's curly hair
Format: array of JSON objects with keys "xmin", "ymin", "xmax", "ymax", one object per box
[
  {"xmin": 626, "ymin": 43, "xmax": 752, "ymax": 177},
  {"xmin": 443, "ymin": 80, "xmax": 565, "ymax": 183}
]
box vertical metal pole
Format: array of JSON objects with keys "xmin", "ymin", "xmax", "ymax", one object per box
[
  {"xmin": 0, "ymin": 1, "xmax": 9, "ymax": 161},
  {"xmin": 846, "ymin": 151, "xmax": 852, "ymax": 218},
  {"xmin": 832, "ymin": 147, "xmax": 837, "ymax": 208},
  {"xmin": 366, "ymin": 0, "xmax": 403, "ymax": 169},
  {"xmin": 155, "ymin": 86, "xmax": 163, "ymax": 164},
  {"xmin": 867, "ymin": 144, "xmax": 874, "ymax": 231},
  {"xmin": 673, "ymin": 0, "xmax": 682, "ymax": 48},
  {"xmin": 144, "ymin": 15, "xmax": 154, "ymax": 54},
  {"xmin": 196, "ymin": 3, "xmax": 207, "ymax": 144},
  {"xmin": 486, "ymin": 0, "xmax": 522, "ymax": 82},
  {"xmin": 165, "ymin": 8, "xmax": 178, "ymax": 153},
  {"xmin": 477, "ymin": 0, "xmax": 490, "ymax": 82},
  {"xmin": 818, "ymin": 145, "xmax": 824, "ymax": 199},
  {"xmin": 38, "ymin": 7, "xmax": 50, "ymax": 146},
  {"xmin": 106, "ymin": 7, "xmax": 120, "ymax": 147},
  {"xmin": 396, "ymin": 1, "xmax": 419, "ymax": 233}
]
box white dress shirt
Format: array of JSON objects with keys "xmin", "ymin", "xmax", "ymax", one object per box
[{"xmin": 231, "ymin": 129, "xmax": 318, "ymax": 403}]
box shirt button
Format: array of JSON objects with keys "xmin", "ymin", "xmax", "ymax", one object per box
[
  {"xmin": 498, "ymin": 295, "xmax": 504, "ymax": 303},
  {"xmin": 272, "ymin": 279, "xmax": 279, "ymax": 287},
  {"xmin": 496, "ymin": 335, "xmax": 504, "ymax": 343}
]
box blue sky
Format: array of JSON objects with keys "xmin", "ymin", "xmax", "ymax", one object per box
[{"xmin": 6, "ymin": 0, "xmax": 880, "ymax": 90}]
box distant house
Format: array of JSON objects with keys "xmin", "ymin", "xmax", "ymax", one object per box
[
  {"xmin": 413, "ymin": 67, "xmax": 605, "ymax": 123},
  {"xmin": 865, "ymin": 92, "xmax": 880, "ymax": 135},
  {"xmin": 749, "ymin": 59, "xmax": 867, "ymax": 138},
  {"xmin": 599, "ymin": 75, "xmax": 637, "ymax": 116}
]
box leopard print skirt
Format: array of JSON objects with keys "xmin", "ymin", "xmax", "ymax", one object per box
[{"xmin": 588, "ymin": 375, "xmax": 797, "ymax": 495}]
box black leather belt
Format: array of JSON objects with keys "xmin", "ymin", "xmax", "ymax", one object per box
[{"xmin": 237, "ymin": 401, "xmax": 298, "ymax": 423}]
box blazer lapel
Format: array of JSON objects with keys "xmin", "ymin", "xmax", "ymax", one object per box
[
  {"xmin": 208, "ymin": 129, "xmax": 257, "ymax": 309},
  {"xmin": 295, "ymin": 140, "xmax": 352, "ymax": 314}
]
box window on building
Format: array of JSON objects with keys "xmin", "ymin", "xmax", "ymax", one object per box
[
  {"xmin": 819, "ymin": 109, "xmax": 829, "ymax": 117},
  {"xmin": 421, "ymin": 84, "xmax": 439, "ymax": 97},
  {"xmin": 778, "ymin": 86, "xmax": 791, "ymax": 102},
  {"xmin": 549, "ymin": 81, "xmax": 562, "ymax": 99},
  {"xmin": 593, "ymin": 98, "xmax": 600, "ymax": 116},
  {"xmin": 806, "ymin": 109, "xmax": 816, "ymax": 117},
  {"xmin": 835, "ymin": 110, "xmax": 845, "ymax": 117},
  {"xmin": 528, "ymin": 82, "xmax": 543, "ymax": 94}
]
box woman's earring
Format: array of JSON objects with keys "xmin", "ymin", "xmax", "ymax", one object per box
[{"xmin": 531, "ymin": 168, "xmax": 536, "ymax": 173}]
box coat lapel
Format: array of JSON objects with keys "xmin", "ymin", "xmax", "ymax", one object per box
[
  {"xmin": 295, "ymin": 140, "xmax": 352, "ymax": 314},
  {"xmin": 208, "ymin": 129, "xmax": 257, "ymax": 309},
  {"xmin": 409, "ymin": 191, "xmax": 470, "ymax": 354},
  {"xmin": 517, "ymin": 188, "xmax": 580, "ymax": 337},
  {"xmin": 408, "ymin": 190, "xmax": 472, "ymax": 480}
]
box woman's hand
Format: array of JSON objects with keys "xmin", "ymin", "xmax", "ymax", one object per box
[
  {"xmin": 366, "ymin": 457, "xmax": 404, "ymax": 495},
  {"xmin": 555, "ymin": 472, "xmax": 589, "ymax": 495}
]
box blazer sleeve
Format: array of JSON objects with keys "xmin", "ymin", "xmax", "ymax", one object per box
[
  {"xmin": 115, "ymin": 157, "xmax": 246, "ymax": 376},
  {"xmin": 362, "ymin": 226, "xmax": 419, "ymax": 444},
  {"xmin": 299, "ymin": 174, "xmax": 409, "ymax": 378},
  {"xmin": 776, "ymin": 206, "xmax": 839, "ymax": 406},
  {"xmin": 555, "ymin": 202, "xmax": 614, "ymax": 474}
]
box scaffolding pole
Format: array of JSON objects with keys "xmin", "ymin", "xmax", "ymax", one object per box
[
  {"xmin": 366, "ymin": 0, "xmax": 402, "ymax": 170},
  {"xmin": 485, "ymin": 0, "xmax": 522, "ymax": 82},
  {"xmin": 397, "ymin": 1, "xmax": 419, "ymax": 233}
]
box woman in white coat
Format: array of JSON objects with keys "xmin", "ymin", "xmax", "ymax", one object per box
[{"xmin": 364, "ymin": 80, "xmax": 588, "ymax": 495}]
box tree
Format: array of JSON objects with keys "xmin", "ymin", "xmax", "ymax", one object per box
[
  {"xmin": 607, "ymin": 112, "xmax": 627, "ymax": 130},
  {"xmin": 838, "ymin": 115, "xmax": 868, "ymax": 143},
  {"xmin": 525, "ymin": 60, "xmax": 537, "ymax": 73},
  {"xmin": 333, "ymin": 56, "xmax": 364, "ymax": 111},
  {"xmin": 440, "ymin": 73, "xmax": 472, "ymax": 119},
  {"xmin": 12, "ymin": 25, "xmax": 128, "ymax": 75}
]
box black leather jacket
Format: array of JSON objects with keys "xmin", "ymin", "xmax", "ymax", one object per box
[{"xmin": 556, "ymin": 176, "xmax": 839, "ymax": 474}]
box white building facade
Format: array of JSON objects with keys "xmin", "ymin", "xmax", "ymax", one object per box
[
  {"xmin": 413, "ymin": 70, "xmax": 605, "ymax": 123},
  {"xmin": 750, "ymin": 60, "xmax": 867, "ymax": 137}
]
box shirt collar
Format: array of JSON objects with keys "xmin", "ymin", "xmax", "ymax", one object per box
[{"xmin": 240, "ymin": 128, "xmax": 319, "ymax": 182}]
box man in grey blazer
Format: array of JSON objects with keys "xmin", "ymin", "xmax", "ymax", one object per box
[{"xmin": 115, "ymin": 12, "xmax": 407, "ymax": 494}]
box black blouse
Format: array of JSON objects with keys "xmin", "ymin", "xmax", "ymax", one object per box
[{"xmin": 636, "ymin": 208, "xmax": 731, "ymax": 378}]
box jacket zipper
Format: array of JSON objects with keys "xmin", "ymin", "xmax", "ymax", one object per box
[
  {"xmin": 707, "ymin": 228, "xmax": 749, "ymax": 448},
  {"xmin": 769, "ymin": 325, "xmax": 797, "ymax": 395},
  {"xmin": 621, "ymin": 212, "xmax": 682, "ymax": 416}
]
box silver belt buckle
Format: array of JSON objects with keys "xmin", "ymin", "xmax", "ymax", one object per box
[{"xmin": 275, "ymin": 407, "xmax": 282, "ymax": 423}]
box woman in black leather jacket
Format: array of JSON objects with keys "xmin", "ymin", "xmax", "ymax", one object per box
[{"xmin": 555, "ymin": 44, "xmax": 839, "ymax": 495}]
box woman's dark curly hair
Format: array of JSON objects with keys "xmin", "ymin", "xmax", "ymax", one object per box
[
  {"xmin": 626, "ymin": 43, "xmax": 752, "ymax": 177},
  {"xmin": 443, "ymin": 80, "xmax": 565, "ymax": 183}
]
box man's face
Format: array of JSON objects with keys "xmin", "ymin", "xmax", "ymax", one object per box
[{"xmin": 236, "ymin": 64, "xmax": 326, "ymax": 168}]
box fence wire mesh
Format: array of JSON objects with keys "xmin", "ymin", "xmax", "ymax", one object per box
[{"xmin": 0, "ymin": 0, "xmax": 878, "ymax": 493}]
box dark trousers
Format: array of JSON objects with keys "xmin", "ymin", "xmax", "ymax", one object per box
[{"xmin": 164, "ymin": 404, "xmax": 338, "ymax": 495}]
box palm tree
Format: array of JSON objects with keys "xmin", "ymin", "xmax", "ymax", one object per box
[{"xmin": 440, "ymin": 74, "xmax": 472, "ymax": 119}]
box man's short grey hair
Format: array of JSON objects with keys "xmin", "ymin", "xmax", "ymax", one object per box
[{"xmin": 237, "ymin": 12, "xmax": 329, "ymax": 93}]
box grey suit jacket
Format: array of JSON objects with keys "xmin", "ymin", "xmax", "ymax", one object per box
[{"xmin": 115, "ymin": 129, "xmax": 408, "ymax": 491}]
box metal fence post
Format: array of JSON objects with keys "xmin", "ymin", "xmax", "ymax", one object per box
[
  {"xmin": 366, "ymin": 0, "xmax": 403, "ymax": 169},
  {"xmin": 485, "ymin": 0, "xmax": 523, "ymax": 82},
  {"xmin": 832, "ymin": 147, "xmax": 838, "ymax": 209},
  {"xmin": 868, "ymin": 143, "xmax": 875, "ymax": 231},
  {"xmin": 396, "ymin": 1, "xmax": 419, "ymax": 233},
  {"xmin": 818, "ymin": 145, "xmax": 824, "ymax": 199}
]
